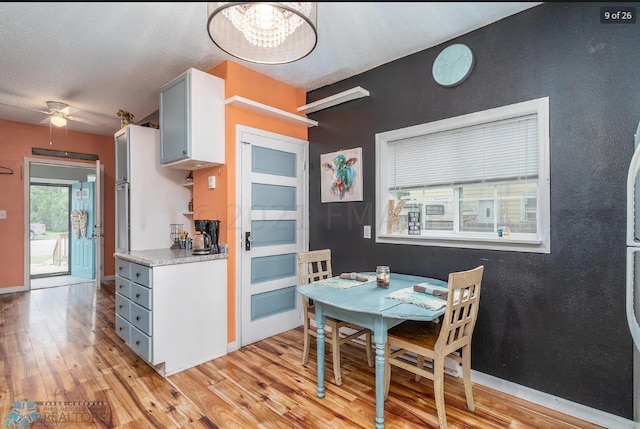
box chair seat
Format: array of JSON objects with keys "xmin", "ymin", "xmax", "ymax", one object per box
[{"xmin": 388, "ymin": 320, "xmax": 441, "ymax": 350}]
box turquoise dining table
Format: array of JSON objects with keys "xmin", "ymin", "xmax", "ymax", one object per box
[{"xmin": 297, "ymin": 272, "xmax": 448, "ymax": 429}]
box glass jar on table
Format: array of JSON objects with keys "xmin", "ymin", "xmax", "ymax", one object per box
[{"xmin": 376, "ymin": 266, "xmax": 390, "ymax": 288}]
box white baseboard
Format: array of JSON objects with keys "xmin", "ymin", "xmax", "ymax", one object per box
[
  {"xmin": 472, "ymin": 370, "xmax": 639, "ymax": 429},
  {"xmin": 0, "ymin": 285, "xmax": 27, "ymax": 294},
  {"xmin": 227, "ymin": 340, "xmax": 239, "ymax": 353}
]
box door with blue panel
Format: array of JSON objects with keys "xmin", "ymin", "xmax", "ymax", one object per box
[
  {"xmin": 70, "ymin": 182, "xmax": 95, "ymax": 279},
  {"xmin": 240, "ymin": 127, "xmax": 308, "ymax": 346}
]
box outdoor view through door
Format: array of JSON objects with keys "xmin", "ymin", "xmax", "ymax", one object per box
[{"xmin": 30, "ymin": 184, "xmax": 71, "ymax": 277}]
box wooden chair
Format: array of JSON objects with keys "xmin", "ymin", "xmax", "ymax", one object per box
[
  {"xmin": 384, "ymin": 265, "xmax": 484, "ymax": 429},
  {"xmin": 297, "ymin": 249, "xmax": 373, "ymax": 386}
]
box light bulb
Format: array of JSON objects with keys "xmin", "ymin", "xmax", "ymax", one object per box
[{"xmin": 50, "ymin": 115, "xmax": 67, "ymax": 127}]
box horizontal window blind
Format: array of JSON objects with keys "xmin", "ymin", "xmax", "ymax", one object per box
[{"xmin": 388, "ymin": 114, "xmax": 538, "ymax": 189}]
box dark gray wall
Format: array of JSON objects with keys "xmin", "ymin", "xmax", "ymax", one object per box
[{"xmin": 306, "ymin": 2, "xmax": 640, "ymax": 419}]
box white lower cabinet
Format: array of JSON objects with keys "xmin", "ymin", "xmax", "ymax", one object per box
[{"xmin": 114, "ymin": 257, "xmax": 227, "ymax": 376}]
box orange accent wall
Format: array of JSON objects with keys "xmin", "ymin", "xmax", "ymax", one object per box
[
  {"xmin": 0, "ymin": 119, "xmax": 115, "ymax": 289},
  {"xmin": 193, "ymin": 61, "xmax": 309, "ymax": 344}
]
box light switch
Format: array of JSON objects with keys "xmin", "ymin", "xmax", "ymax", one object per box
[
  {"xmin": 364, "ymin": 225, "xmax": 371, "ymax": 239},
  {"xmin": 0, "ymin": 210, "xmax": 6, "ymax": 219},
  {"xmin": 208, "ymin": 176, "xmax": 216, "ymax": 189}
]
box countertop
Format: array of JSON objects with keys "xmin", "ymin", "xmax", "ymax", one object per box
[{"xmin": 114, "ymin": 245, "xmax": 228, "ymax": 267}]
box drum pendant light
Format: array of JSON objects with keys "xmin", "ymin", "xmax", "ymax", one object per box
[{"xmin": 207, "ymin": 2, "xmax": 317, "ymax": 65}]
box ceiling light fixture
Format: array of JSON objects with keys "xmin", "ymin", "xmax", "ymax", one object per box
[
  {"xmin": 207, "ymin": 2, "xmax": 317, "ymax": 65},
  {"xmin": 50, "ymin": 114, "xmax": 67, "ymax": 127}
]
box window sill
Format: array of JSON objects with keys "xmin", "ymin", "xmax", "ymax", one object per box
[{"xmin": 376, "ymin": 233, "xmax": 548, "ymax": 253}]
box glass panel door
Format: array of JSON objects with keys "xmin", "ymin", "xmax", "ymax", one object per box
[{"xmin": 30, "ymin": 184, "xmax": 71, "ymax": 278}]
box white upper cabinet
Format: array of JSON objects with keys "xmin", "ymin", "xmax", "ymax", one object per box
[{"xmin": 160, "ymin": 68, "xmax": 225, "ymax": 170}]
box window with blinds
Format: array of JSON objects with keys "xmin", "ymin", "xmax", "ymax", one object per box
[{"xmin": 375, "ymin": 97, "xmax": 550, "ymax": 253}]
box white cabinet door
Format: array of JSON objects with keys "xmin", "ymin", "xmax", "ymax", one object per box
[
  {"xmin": 159, "ymin": 72, "xmax": 189, "ymax": 164},
  {"xmin": 115, "ymin": 127, "xmax": 129, "ymax": 183},
  {"xmin": 159, "ymin": 68, "xmax": 225, "ymax": 170}
]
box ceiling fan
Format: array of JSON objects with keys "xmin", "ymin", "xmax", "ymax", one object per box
[{"xmin": 0, "ymin": 100, "xmax": 100, "ymax": 127}]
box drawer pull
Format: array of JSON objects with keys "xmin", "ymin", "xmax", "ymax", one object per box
[
  {"xmin": 136, "ymin": 272, "xmax": 140, "ymax": 277},
  {"xmin": 119, "ymin": 266, "xmax": 123, "ymax": 270},
  {"xmin": 136, "ymin": 340, "xmax": 140, "ymax": 345},
  {"xmin": 118, "ymin": 305, "xmax": 123, "ymax": 309},
  {"xmin": 136, "ymin": 316, "xmax": 140, "ymax": 321},
  {"xmin": 119, "ymin": 285, "xmax": 123, "ymax": 289},
  {"xmin": 136, "ymin": 293, "xmax": 140, "ymax": 298},
  {"xmin": 119, "ymin": 327, "xmax": 123, "ymax": 331}
]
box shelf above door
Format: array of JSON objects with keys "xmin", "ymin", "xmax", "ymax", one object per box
[
  {"xmin": 224, "ymin": 96, "xmax": 318, "ymax": 127},
  {"xmin": 297, "ymin": 87, "xmax": 370, "ymax": 114}
]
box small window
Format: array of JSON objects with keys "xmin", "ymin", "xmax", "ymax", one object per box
[{"xmin": 375, "ymin": 97, "xmax": 550, "ymax": 253}]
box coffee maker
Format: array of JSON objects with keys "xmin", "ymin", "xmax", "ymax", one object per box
[{"xmin": 193, "ymin": 219, "xmax": 220, "ymax": 254}]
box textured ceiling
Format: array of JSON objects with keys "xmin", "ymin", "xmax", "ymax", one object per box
[{"xmin": 0, "ymin": 2, "xmax": 540, "ymax": 136}]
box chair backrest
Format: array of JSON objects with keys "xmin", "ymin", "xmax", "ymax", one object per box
[
  {"xmin": 436, "ymin": 265, "xmax": 484, "ymax": 355},
  {"xmin": 297, "ymin": 249, "xmax": 333, "ymax": 314},
  {"xmin": 297, "ymin": 249, "xmax": 333, "ymax": 286}
]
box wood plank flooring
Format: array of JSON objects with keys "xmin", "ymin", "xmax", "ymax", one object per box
[{"xmin": 0, "ymin": 281, "xmax": 605, "ymax": 428}]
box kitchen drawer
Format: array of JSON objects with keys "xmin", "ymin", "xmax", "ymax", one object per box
[
  {"xmin": 115, "ymin": 276, "xmax": 131, "ymax": 298},
  {"xmin": 130, "ymin": 301, "xmax": 152, "ymax": 336},
  {"xmin": 115, "ymin": 314, "xmax": 130, "ymax": 343},
  {"xmin": 115, "ymin": 293, "xmax": 131, "ymax": 321},
  {"xmin": 129, "ymin": 262, "xmax": 151, "ymax": 287},
  {"xmin": 130, "ymin": 283, "xmax": 152, "ymax": 310},
  {"xmin": 130, "ymin": 325, "xmax": 152, "ymax": 362},
  {"xmin": 115, "ymin": 258, "xmax": 131, "ymax": 279}
]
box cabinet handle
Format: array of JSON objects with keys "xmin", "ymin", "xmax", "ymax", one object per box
[
  {"xmin": 136, "ymin": 316, "xmax": 140, "ymax": 321},
  {"xmin": 119, "ymin": 327, "xmax": 123, "ymax": 331},
  {"xmin": 119, "ymin": 305, "xmax": 123, "ymax": 308},
  {"xmin": 118, "ymin": 285, "xmax": 123, "ymax": 289},
  {"xmin": 136, "ymin": 272, "xmax": 140, "ymax": 277},
  {"xmin": 136, "ymin": 293, "xmax": 140, "ymax": 298},
  {"xmin": 183, "ymin": 149, "xmax": 187, "ymax": 155},
  {"xmin": 136, "ymin": 340, "xmax": 140, "ymax": 345}
]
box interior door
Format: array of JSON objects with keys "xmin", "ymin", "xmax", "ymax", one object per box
[
  {"xmin": 240, "ymin": 126, "xmax": 308, "ymax": 346},
  {"xmin": 70, "ymin": 182, "xmax": 95, "ymax": 279}
]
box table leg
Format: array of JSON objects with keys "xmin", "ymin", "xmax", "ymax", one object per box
[
  {"xmin": 316, "ymin": 306, "xmax": 325, "ymax": 399},
  {"xmin": 373, "ymin": 325, "xmax": 388, "ymax": 429}
]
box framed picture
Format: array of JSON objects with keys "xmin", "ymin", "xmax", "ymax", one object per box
[{"xmin": 321, "ymin": 147, "xmax": 363, "ymax": 203}]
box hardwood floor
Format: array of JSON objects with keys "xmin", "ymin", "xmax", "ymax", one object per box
[{"xmin": 0, "ymin": 281, "xmax": 604, "ymax": 428}]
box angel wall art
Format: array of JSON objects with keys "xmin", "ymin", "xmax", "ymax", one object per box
[{"xmin": 320, "ymin": 147, "xmax": 363, "ymax": 203}]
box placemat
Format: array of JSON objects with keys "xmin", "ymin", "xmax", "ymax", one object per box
[
  {"xmin": 313, "ymin": 274, "xmax": 377, "ymax": 289},
  {"xmin": 386, "ymin": 286, "xmax": 448, "ymax": 310}
]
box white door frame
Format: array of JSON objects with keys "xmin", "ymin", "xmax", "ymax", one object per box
[
  {"xmin": 23, "ymin": 157, "xmax": 104, "ymax": 290},
  {"xmin": 234, "ymin": 125, "xmax": 309, "ymax": 350}
]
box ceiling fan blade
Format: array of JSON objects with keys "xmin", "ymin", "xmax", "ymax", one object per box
[
  {"xmin": 60, "ymin": 105, "xmax": 79, "ymax": 116},
  {"xmin": 67, "ymin": 115, "xmax": 102, "ymax": 126},
  {"xmin": 0, "ymin": 101, "xmax": 51, "ymax": 115}
]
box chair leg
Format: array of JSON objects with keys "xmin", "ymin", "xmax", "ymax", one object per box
[
  {"xmin": 302, "ymin": 319, "xmax": 311, "ymax": 365},
  {"xmin": 384, "ymin": 342, "xmax": 391, "ymax": 400},
  {"xmin": 461, "ymin": 345, "xmax": 475, "ymax": 411},
  {"xmin": 366, "ymin": 330, "xmax": 374, "ymax": 367},
  {"xmin": 433, "ymin": 356, "xmax": 448, "ymax": 429},
  {"xmin": 415, "ymin": 355, "xmax": 424, "ymax": 382},
  {"xmin": 332, "ymin": 326, "xmax": 343, "ymax": 386}
]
